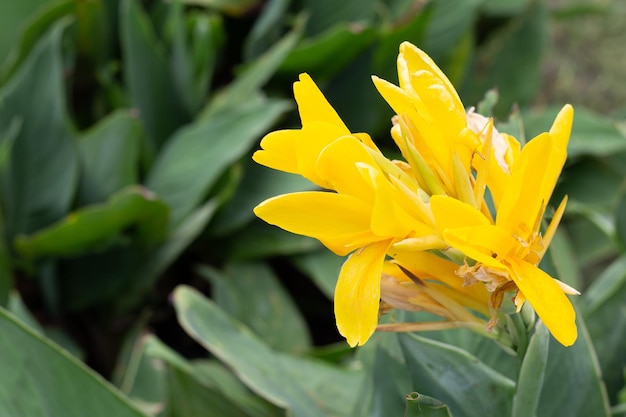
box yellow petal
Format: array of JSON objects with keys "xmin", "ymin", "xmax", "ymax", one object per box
[
  {"xmin": 294, "ymin": 73, "xmax": 349, "ymax": 133},
  {"xmin": 254, "ymin": 192, "xmax": 376, "ymax": 253},
  {"xmin": 253, "ymin": 130, "xmax": 299, "ymax": 174},
  {"xmin": 296, "ymin": 122, "xmax": 349, "ymax": 187},
  {"xmin": 335, "ymin": 240, "xmax": 392, "ymax": 347},
  {"xmin": 430, "ymin": 195, "xmax": 490, "ymax": 230},
  {"xmin": 441, "ymin": 225, "xmax": 517, "ymax": 270},
  {"xmin": 506, "ymin": 258, "xmax": 577, "ymax": 346},
  {"xmin": 315, "ymin": 136, "xmax": 377, "ymax": 203},
  {"xmin": 549, "ymin": 104, "xmax": 574, "ymax": 151},
  {"xmin": 398, "ymin": 42, "xmax": 464, "ymax": 113}
]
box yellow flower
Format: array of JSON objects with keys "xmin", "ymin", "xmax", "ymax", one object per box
[
  {"xmin": 429, "ymin": 105, "xmax": 579, "ymax": 346},
  {"xmin": 254, "ymin": 73, "xmax": 441, "ymax": 347}
]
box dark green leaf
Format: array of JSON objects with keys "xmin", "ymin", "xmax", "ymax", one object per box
[
  {"xmin": 291, "ymin": 250, "xmax": 344, "ymax": 299},
  {"xmin": 146, "ymin": 97, "xmax": 290, "ymax": 225},
  {"xmin": 203, "ymin": 28, "xmax": 300, "ymax": 118},
  {"xmin": 173, "ymin": 285, "xmax": 362, "ymax": 417},
  {"xmin": 0, "ymin": 307, "xmax": 148, "ymax": 417},
  {"xmin": 0, "ymin": 0, "xmax": 74, "ymax": 85},
  {"xmin": 77, "ymin": 110, "xmax": 141, "ymax": 205},
  {"xmin": 198, "ymin": 262, "xmax": 312, "ymax": 354},
  {"xmin": 209, "ymin": 160, "xmax": 316, "ymax": 236},
  {"xmin": 179, "ymin": 0, "xmax": 259, "ymax": 16},
  {"xmin": 120, "ymin": 0, "xmax": 188, "ymax": 150},
  {"xmin": 512, "ymin": 321, "xmax": 549, "ymax": 417},
  {"xmin": 15, "ymin": 186, "xmax": 169, "ymax": 260},
  {"xmin": 299, "ymin": 0, "xmax": 377, "ymax": 36},
  {"xmin": 524, "ymin": 106, "xmax": 626, "ymax": 159},
  {"xmin": 614, "ymin": 192, "xmax": 626, "ymax": 251},
  {"xmin": 582, "ymin": 256, "xmax": 626, "ymax": 402},
  {"xmin": 399, "ymin": 333, "xmax": 515, "ymax": 417},
  {"xmin": 404, "ymin": 392, "xmax": 453, "ymax": 417},
  {"xmin": 537, "ymin": 312, "xmax": 611, "ymax": 417},
  {"xmin": 0, "ymin": 19, "xmax": 78, "ymax": 238},
  {"xmin": 278, "ymin": 23, "xmax": 377, "ymax": 80},
  {"xmin": 243, "ymin": 0, "xmax": 290, "ymax": 61}
]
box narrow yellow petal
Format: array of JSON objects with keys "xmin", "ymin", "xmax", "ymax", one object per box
[
  {"xmin": 293, "ymin": 73, "xmax": 349, "ymax": 132},
  {"xmin": 549, "ymin": 104, "xmax": 574, "ymax": 151},
  {"xmin": 296, "ymin": 122, "xmax": 349, "ymax": 187},
  {"xmin": 335, "ymin": 240, "xmax": 393, "ymax": 347},
  {"xmin": 254, "ymin": 192, "xmax": 376, "ymax": 251},
  {"xmin": 253, "ymin": 130, "xmax": 299, "ymax": 174},
  {"xmin": 539, "ymin": 195, "xmax": 568, "ymax": 258},
  {"xmin": 506, "ymin": 258, "xmax": 577, "ymax": 346},
  {"xmin": 452, "ymin": 151, "xmax": 477, "ymax": 206}
]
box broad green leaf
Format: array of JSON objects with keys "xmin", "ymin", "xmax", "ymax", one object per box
[
  {"xmin": 198, "ymin": 262, "xmax": 312, "ymax": 354},
  {"xmin": 278, "ymin": 23, "xmax": 377, "ymax": 80},
  {"xmin": 536, "ymin": 313, "xmax": 611, "ymax": 417},
  {"xmin": 512, "ymin": 321, "xmax": 549, "ymax": 417},
  {"xmin": 209, "ymin": 160, "xmax": 316, "ymax": 236},
  {"xmin": 227, "ymin": 221, "xmax": 321, "ymax": 261},
  {"xmin": 120, "ymin": 0, "xmax": 188, "ymax": 150},
  {"xmin": 179, "ymin": 0, "xmax": 259, "ymax": 16},
  {"xmin": 524, "ymin": 106, "xmax": 626, "ymax": 159},
  {"xmin": 0, "ymin": 0, "xmax": 74, "ymax": 85},
  {"xmin": 399, "ymin": 333, "xmax": 515, "ymax": 417},
  {"xmin": 404, "ymin": 392, "xmax": 453, "ymax": 417},
  {"xmin": 582, "ymin": 255, "xmax": 626, "ymax": 402},
  {"xmin": 482, "ymin": 0, "xmax": 532, "ymax": 15},
  {"xmin": 147, "ymin": 97, "xmax": 290, "ymax": 225},
  {"xmin": 291, "ymin": 250, "xmax": 345, "ymax": 299},
  {"xmin": 0, "ymin": 307, "xmax": 147, "ymax": 417},
  {"xmin": 555, "ymin": 158, "xmax": 622, "ymax": 208},
  {"xmin": 15, "ymin": 186, "xmax": 169, "ymax": 259},
  {"xmin": 0, "ymin": 19, "xmax": 78, "ymax": 238},
  {"xmin": 243, "ymin": 0, "xmax": 290, "ymax": 60},
  {"xmin": 143, "ymin": 335, "xmax": 282, "ymax": 417},
  {"xmin": 351, "ymin": 334, "xmax": 411, "ymax": 417},
  {"xmin": 615, "ymin": 192, "xmax": 626, "ymax": 251},
  {"xmin": 0, "ymin": 213, "xmax": 11, "ymax": 307},
  {"xmin": 121, "ymin": 198, "xmax": 220, "ymax": 308},
  {"xmin": 173, "ymin": 285, "xmax": 362, "ymax": 417},
  {"xmin": 77, "ymin": 110, "xmax": 141, "ymax": 205},
  {"xmin": 203, "ymin": 28, "xmax": 300, "ymax": 118},
  {"xmin": 563, "ymin": 204, "xmax": 616, "ymax": 269},
  {"xmin": 168, "ymin": 3, "xmax": 222, "ymax": 115},
  {"xmin": 299, "ymin": 0, "xmax": 376, "ymax": 36},
  {"xmin": 462, "ymin": 1, "xmax": 548, "ymax": 117},
  {"xmin": 544, "ymin": 227, "xmax": 583, "ymax": 291}
]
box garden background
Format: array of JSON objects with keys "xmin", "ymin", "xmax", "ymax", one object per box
[{"xmin": 0, "ymin": 0, "xmax": 625, "ymax": 416}]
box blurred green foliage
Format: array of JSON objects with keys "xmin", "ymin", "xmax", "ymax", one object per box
[{"xmin": 0, "ymin": 0, "xmax": 625, "ymax": 416}]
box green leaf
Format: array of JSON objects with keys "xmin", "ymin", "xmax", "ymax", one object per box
[
  {"xmin": 481, "ymin": 0, "xmax": 532, "ymax": 15},
  {"xmin": 209, "ymin": 160, "xmax": 316, "ymax": 236},
  {"xmin": 512, "ymin": 321, "xmax": 549, "ymax": 417},
  {"xmin": 536, "ymin": 312, "xmax": 611, "ymax": 417},
  {"xmin": 143, "ymin": 335, "xmax": 282, "ymax": 417},
  {"xmin": 463, "ymin": 1, "xmax": 548, "ymax": 117},
  {"xmin": 614, "ymin": 192, "xmax": 626, "ymax": 251},
  {"xmin": 0, "ymin": 19, "xmax": 78, "ymax": 238},
  {"xmin": 582, "ymin": 255, "xmax": 626, "ymax": 402},
  {"xmin": 298, "ymin": 0, "xmax": 377, "ymax": 36},
  {"xmin": 399, "ymin": 333, "xmax": 515, "ymax": 417},
  {"xmin": 0, "ymin": 307, "xmax": 147, "ymax": 417},
  {"xmin": 179, "ymin": 0, "xmax": 259, "ymax": 16},
  {"xmin": 146, "ymin": 97, "xmax": 290, "ymax": 225},
  {"xmin": 173, "ymin": 285, "xmax": 362, "ymax": 417},
  {"xmin": 198, "ymin": 262, "xmax": 312, "ymax": 354},
  {"xmin": 544, "ymin": 227, "xmax": 583, "ymax": 292},
  {"xmin": 0, "ymin": 0, "xmax": 74, "ymax": 85},
  {"xmin": 243, "ymin": 0, "xmax": 290, "ymax": 61},
  {"xmin": 15, "ymin": 186, "xmax": 169, "ymax": 259},
  {"xmin": 77, "ymin": 110, "xmax": 141, "ymax": 205},
  {"xmin": 524, "ymin": 106, "xmax": 626, "ymax": 159},
  {"xmin": 227, "ymin": 221, "xmax": 321, "ymax": 261},
  {"xmin": 404, "ymin": 392, "xmax": 453, "ymax": 417},
  {"xmin": 291, "ymin": 250, "xmax": 345, "ymax": 299},
  {"xmin": 120, "ymin": 0, "xmax": 188, "ymax": 150},
  {"xmin": 278, "ymin": 23, "xmax": 377, "ymax": 80},
  {"xmin": 203, "ymin": 28, "xmax": 300, "ymax": 118}
]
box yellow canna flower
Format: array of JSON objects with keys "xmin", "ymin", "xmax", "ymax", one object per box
[
  {"xmin": 253, "ymin": 41, "xmax": 578, "ymax": 349},
  {"xmin": 430, "ymin": 105, "xmax": 579, "ymax": 346}
]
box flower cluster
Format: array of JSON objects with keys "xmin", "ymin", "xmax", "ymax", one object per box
[{"xmin": 253, "ymin": 41, "xmax": 578, "ymax": 348}]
